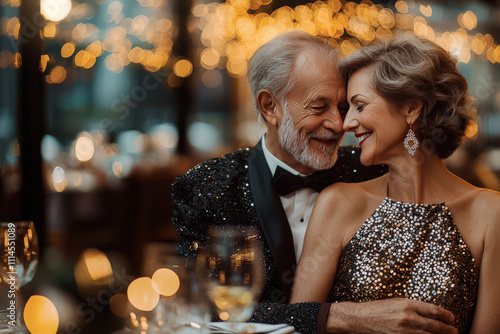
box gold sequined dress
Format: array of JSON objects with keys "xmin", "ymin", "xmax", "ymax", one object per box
[{"xmin": 329, "ymin": 197, "xmax": 479, "ymax": 333}]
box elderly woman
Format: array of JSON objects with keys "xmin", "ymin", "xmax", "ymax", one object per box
[{"xmin": 290, "ymin": 34, "xmax": 500, "ymax": 333}]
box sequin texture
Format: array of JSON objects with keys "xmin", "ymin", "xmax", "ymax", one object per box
[
  {"xmin": 329, "ymin": 197, "xmax": 479, "ymax": 333},
  {"xmin": 172, "ymin": 145, "xmax": 387, "ymax": 333}
]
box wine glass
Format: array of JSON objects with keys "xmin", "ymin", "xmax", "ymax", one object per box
[
  {"xmin": 199, "ymin": 226, "xmax": 265, "ymax": 323},
  {"xmin": 159, "ymin": 257, "xmax": 211, "ymax": 332},
  {"xmin": 134, "ymin": 243, "xmax": 210, "ymax": 333},
  {"xmin": 0, "ymin": 221, "xmax": 39, "ymax": 331}
]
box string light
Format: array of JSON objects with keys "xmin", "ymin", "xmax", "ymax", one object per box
[
  {"xmin": 0, "ymin": 0, "xmax": 498, "ymax": 81},
  {"xmin": 41, "ymin": 0, "xmax": 71, "ymax": 22},
  {"xmin": 192, "ymin": 0, "xmax": 500, "ymax": 76}
]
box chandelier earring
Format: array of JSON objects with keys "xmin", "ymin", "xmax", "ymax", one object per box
[{"xmin": 403, "ymin": 122, "xmax": 419, "ymax": 157}]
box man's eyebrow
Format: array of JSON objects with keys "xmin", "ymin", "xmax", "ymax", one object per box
[{"xmin": 307, "ymin": 96, "xmax": 330, "ymax": 104}]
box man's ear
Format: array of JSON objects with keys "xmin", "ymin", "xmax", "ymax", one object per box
[
  {"xmin": 257, "ymin": 90, "xmax": 279, "ymax": 126},
  {"xmin": 405, "ymin": 100, "xmax": 423, "ymax": 125}
]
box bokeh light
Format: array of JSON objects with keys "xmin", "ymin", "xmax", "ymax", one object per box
[
  {"xmin": 82, "ymin": 248, "xmax": 113, "ymax": 281},
  {"xmin": 112, "ymin": 161, "xmax": 123, "ymax": 176},
  {"xmin": 466, "ymin": 122, "xmax": 479, "ymax": 139},
  {"xmin": 46, "ymin": 66, "xmax": 67, "ymax": 84},
  {"xmin": 41, "ymin": 0, "xmax": 72, "ymax": 22},
  {"xmin": 40, "ymin": 54, "xmax": 50, "ymax": 73},
  {"xmin": 202, "ymin": 69, "xmax": 223, "ymax": 88},
  {"xmin": 112, "ymin": 155, "xmax": 133, "ymax": 178},
  {"xmin": 173, "ymin": 59, "xmax": 193, "ymax": 78},
  {"xmin": 461, "ymin": 10, "xmax": 477, "ymax": 31},
  {"xmin": 395, "ymin": 1, "xmax": 408, "ymax": 13},
  {"xmin": 188, "ymin": 122, "xmax": 219, "ymax": 152},
  {"xmin": 43, "ymin": 23, "xmax": 57, "ymax": 38},
  {"xmin": 41, "ymin": 135, "xmax": 61, "ymax": 161},
  {"xmin": 24, "ymin": 295, "xmax": 59, "ymax": 334},
  {"xmin": 419, "ymin": 5, "xmax": 432, "ymax": 18},
  {"xmin": 74, "ymin": 248, "xmax": 114, "ymax": 294},
  {"xmin": 52, "ymin": 166, "xmax": 65, "ymax": 184},
  {"xmin": 219, "ymin": 311, "xmax": 229, "ymax": 321},
  {"xmin": 51, "ymin": 166, "xmax": 67, "ymax": 192},
  {"xmin": 32, "ymin": 0, "xmax": 500, "ymax": 79},
  {"xmin": 200, "ymin": 48, "xmax": 220, "ymax": 69},
  {"xmin": 61, "ymin": 43, "xmax": 75, "ymax": 58},
  {"xmin": 127, "ymin": 277, "xmax": 160, "ymax": 311},
  {"xmin": 75, "ymin": 134, "xmax": 95, "ymax": 162},
  {"xmin": 151, "ymin": 268, "xmax": 180, "ymax": 297},
  {"xmin": 150, "ymin": 123, "xmax": 179, "ymax": 151}
]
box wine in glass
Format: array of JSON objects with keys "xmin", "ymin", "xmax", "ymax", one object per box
[
  {"xmin": 199, "ymin": 226, "xmax": 265, "ymax": 322},
  {"xmin": 0, "ymin": 221, "xmax": 39, "ymax": 330}
]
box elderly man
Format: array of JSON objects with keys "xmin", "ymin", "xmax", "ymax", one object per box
[{"xmin": 172, "ymin": 31, "xmax": 456, "ymax": 333}]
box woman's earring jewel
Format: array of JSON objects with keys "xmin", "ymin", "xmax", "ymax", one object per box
[{"xmin": 404, "ymin": 129, "xmax": 419, "ymax": 157}]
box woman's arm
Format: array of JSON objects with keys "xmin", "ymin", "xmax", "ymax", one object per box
[
  {"xmin": 290, "ymin": 183, "xmax": 354, "ymax": 303},
  {"xmin": 470, "ymin": 192, "xmax": 500, "ymax": 333}
]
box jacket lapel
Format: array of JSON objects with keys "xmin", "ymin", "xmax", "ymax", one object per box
[{"xmin": 248, "ymin": 140, "xmax": 297, "ymax": 302}]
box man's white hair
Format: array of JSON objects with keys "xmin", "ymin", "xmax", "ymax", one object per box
[{"xmin": 247, "ymin": 31, "xmax": 340, "ymax": 123}]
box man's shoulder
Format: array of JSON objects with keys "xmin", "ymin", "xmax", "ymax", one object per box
[
  {"xmin": 190, "ymin": 148, "xmax": 250, "ymax": 172},
  {"xmin": 336, "ymin": 145, "xmax": 361, "ymax": 162},
  {"xmin": 334, "ymin": 145, "xmax": 387, "ymax": 182},
  {"xmin": 174, "ymin": 148, "xmax": 252, "ymax": 185},
  {"xmin": 171, "ymin": 147, "xmax": 257, "ymax": 216}
]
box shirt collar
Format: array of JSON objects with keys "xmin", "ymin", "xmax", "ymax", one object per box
[{"xmin": 261, "ymin": 134, "xmax": 306, "ymax": 177}]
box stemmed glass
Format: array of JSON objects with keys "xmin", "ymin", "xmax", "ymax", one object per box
[
  {"xmin": 0, "ymin": 221, "xmax": 39, "ymax": 331},
  {"xmin": 159, "ymin": 257, "xmax": 211, "ymax": 332},
  {"xmin": 198, "ymin": 226, "xmax": 265, "ymax": 323},
  {"xmin": 134, "ymin": 243, "xmax": 210, "ymax": 333}
]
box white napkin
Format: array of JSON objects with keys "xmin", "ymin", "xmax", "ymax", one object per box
[{"xmin": 207, "ymin": 322, "xmax": 295, "ymax": 334}]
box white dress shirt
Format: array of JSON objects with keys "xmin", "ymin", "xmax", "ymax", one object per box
[{"xmin": 261, "ymin": 135, "xmax": 320, "ymax": 262}]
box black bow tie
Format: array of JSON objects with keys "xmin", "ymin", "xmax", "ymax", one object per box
[{"xmin": 271, "ymin": 166, "xmax": 333, "ymax": 196}]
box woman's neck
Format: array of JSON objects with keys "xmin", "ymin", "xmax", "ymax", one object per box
[{"xmin": 384, "ymin": 152, "xmax": 460, "ymax": 204}]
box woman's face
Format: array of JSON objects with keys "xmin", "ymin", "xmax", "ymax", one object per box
[{"xmin": 343, "ymin": 66, "xmax": 409, "ymax": 166}]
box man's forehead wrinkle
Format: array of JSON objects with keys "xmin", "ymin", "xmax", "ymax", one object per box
[
  {"xmin": 305, "ymin": 84, "xmax": 343, "ymax": 105},
  {"xmin": 304, "ymin": 92, "xmax": 325, "ymax": 106}
]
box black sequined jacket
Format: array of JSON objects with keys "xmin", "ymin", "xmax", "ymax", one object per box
[{"xmin": 172, "ymin": 140, "xmax": 387, "ymax": 333}]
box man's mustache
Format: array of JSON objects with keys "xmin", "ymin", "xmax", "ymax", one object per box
[{"xmin": 307, "ymin": 130, "xmax": 343, "ymax": 141}]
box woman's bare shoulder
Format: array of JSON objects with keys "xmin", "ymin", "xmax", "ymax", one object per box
[
  {"xmin": 313, "ymin": 176, "xmax": 387, "ymax": 229},
  {"xmin": 451, "ymin": 187, "xmax": 500, "ymax": 240},
  {"xmin": 474, "ymin": 187, "xmax": 500, "ymax": 202},
  {"xmin": 320, "ymin": 175, "xmax": 387, "ymax": 200},
  {"xmin": 471, "ymin": 188, "xmax": 500, "ymax": 221}
]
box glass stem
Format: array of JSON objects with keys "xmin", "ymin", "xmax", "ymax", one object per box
[{"xmin": 14, "ymin": 286, "xmax": 23, "ymax": 329}]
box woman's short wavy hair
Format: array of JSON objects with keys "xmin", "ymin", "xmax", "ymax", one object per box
[
  {"xmin": 247, "ymin": 31, "xmax": 339, "ymax": 123},
  {"xmin": 337, "ymin": 34, "xmax": 476, "ymax": 159}
]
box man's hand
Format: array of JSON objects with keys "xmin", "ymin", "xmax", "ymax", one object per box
[{"xmin": 327, "ymin": 299, "xmax": 457, "ymax": 334}]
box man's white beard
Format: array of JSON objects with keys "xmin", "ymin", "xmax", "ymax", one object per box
[{"xmin": 278, "ymin": 107, "xmax": 341, "ymax": 171}]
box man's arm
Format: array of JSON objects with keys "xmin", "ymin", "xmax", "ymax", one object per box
[
  {"xmin": 249, "ymin": 299, "xmax": 456, "ymax": 334},
  {"xmin": 250, "ymin": 302, "xmax": 322, "ymax": 334},
  {"xmin": 171, "ymin": 171, "xmax": 211, "ymax": 258},
  {"xmin": 325, "ymin": 299, "xmax": 457, "ymax": 334}
]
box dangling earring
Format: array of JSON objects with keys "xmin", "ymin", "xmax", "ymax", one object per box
[{"xmin": 403, "ymin": 122, "xmax": 419, "ymax": 157}]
